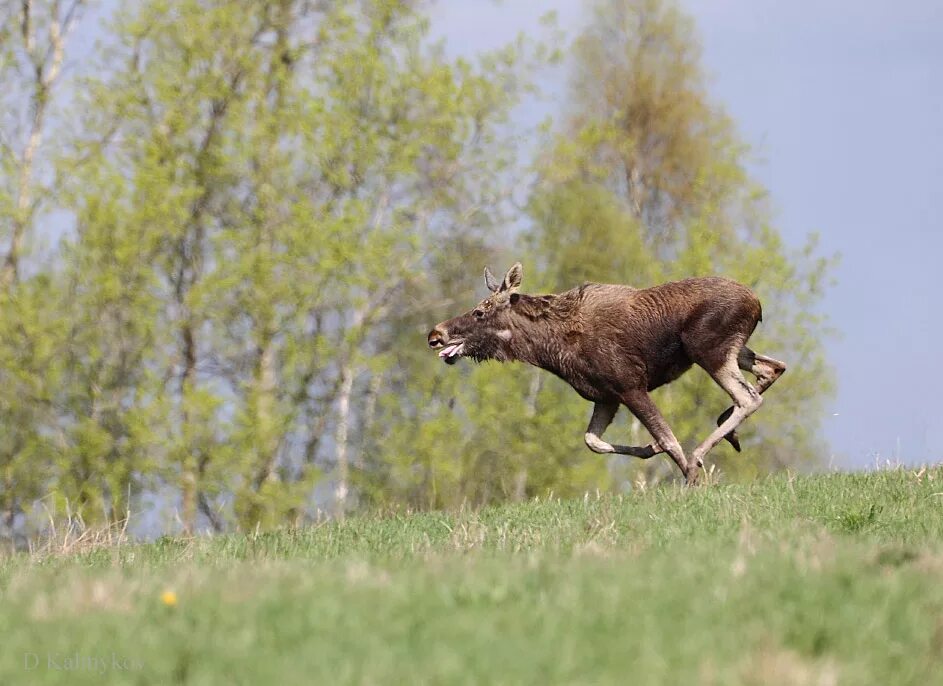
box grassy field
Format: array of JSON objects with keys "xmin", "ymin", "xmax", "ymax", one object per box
[{"xmin": 2, "ymin": 468, "xmax": 943, "ymax": 685}]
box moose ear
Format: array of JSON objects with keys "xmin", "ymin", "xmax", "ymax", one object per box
[
  {"xmin": 501, "ymin": 262, "xmax": 523, "ymax": 293},
  {"xmin": 484, "ymin": 266, "xmax": 500, "ymax": 293}
]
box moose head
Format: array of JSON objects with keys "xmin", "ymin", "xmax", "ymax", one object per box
[{"xmin": 427, "ymin": 262, "xmax": 523, "ymax": 365}]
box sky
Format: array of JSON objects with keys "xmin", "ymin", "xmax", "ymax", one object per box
[{"xmin": 429, "ymin": 0, "xmax": 943, "ymax": 468}]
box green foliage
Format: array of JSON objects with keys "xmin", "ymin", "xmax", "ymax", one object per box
[
  {"xmin": 0, "ymin": 0, "xmax": 836, "ymax": 536},
  {"xmin": 0, "ymin": 279, "xmax": 68, "ymax": 531},
  {"xmin": 2, "ymin": 468, "xmax": 942, "ymax": 684},
  {"xmin": 8, "ymin": 0, "xmax": 534, "ymax": 532}
]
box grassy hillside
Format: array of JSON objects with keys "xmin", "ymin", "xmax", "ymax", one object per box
[{"xmin": 2, "ymin": 468, "xmax": 943, "ymax": 685}]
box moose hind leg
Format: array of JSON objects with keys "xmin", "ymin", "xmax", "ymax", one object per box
[
  {"xmin": 716, "ymin": 347, "xmax": 787, "ymax": 451},
  {"xmin": 621, "ymin": 390, "xmax": 694, "ymax": 483},
  {"xmin": 693, "ymin": 352, "xmax": 763, "ymax": 467},
  {"xmin": 585, "ymin": 401, "xmax": 662, "ymax": 458}
]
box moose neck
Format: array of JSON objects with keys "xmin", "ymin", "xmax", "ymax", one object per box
[{"xmin": 506, "ymin": 292, "xmax": 578, "ymax": 374}]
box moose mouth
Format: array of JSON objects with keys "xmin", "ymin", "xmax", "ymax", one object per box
[{"xmin": 437, "ymin": 341, "xmax": 465, "ymax": 365}]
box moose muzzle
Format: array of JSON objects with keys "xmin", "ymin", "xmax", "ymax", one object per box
[{"xmin": 428, "ymin": 326, "xmax": 463, "ymax": 364}]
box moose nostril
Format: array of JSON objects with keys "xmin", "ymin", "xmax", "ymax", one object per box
[{"xmin": 428, "ymin": 328, "xmax": 447, "ymax": 348}]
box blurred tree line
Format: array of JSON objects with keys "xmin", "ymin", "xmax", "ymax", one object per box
[{"xmin": 0, "ymin": 0, "xmax": 834, "ymax": 539}]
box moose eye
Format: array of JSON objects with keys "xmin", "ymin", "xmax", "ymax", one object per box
[{"xmin": 473, "ymin": 308, "xmax": 485, "ymax": 320}]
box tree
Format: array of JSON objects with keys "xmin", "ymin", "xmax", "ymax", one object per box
[
  {"xmin": 0, "ymin": 0, "xmax": 87, "ymax": 541},
  {"xmin": 352, "ymin": 25, "xmax": 614, "ymax": 511},
  {"xmin": 56, "ymin": 0, "xmax": 533, "ymax": 531},
  {"xmin": 526, "ymin": 0, "xmax": 834, "ymax": 482}
]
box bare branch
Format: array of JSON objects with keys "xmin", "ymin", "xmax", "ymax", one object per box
[
  {"xmin": 21, "ymin": 0, "xmax": 33, "ymax": 55},
  {"xmin": 2, "ymin": 0, "xmax": 86, "ymax": 287}
]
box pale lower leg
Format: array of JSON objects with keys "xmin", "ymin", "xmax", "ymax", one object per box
[
  {"xmin": 584, "ymin": 401, "xmax": 663, "ymax": 458},
  {"xmin": 694, "ymin": 358, "xmax": 763, "ymax": 466},
  {"xmin": 717, "ymin": 349, "xmax": 787, "ymax": 450}
]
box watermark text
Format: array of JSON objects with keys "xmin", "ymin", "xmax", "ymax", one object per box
[{"xmin": 23, "ymin": 652, "xmax": 143, "ymax": 674}]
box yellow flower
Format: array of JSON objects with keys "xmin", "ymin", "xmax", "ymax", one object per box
[{"xmin": 160, "ymin": 590, "xmax": 178, "ymax": 607}]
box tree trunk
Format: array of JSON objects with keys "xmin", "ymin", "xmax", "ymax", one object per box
[
  {"xmin": 2, "ymin": 1, "xmax": 80, "ymax": 287},
  {"xmin": 358, "ymin": 372, "xmax": 382, "ymax": 470},
  {"xmin": 179, "ymin": 321, "xmax": 198, "ymax": 534},
  {"xmin": 253, "ymin": 337, "xmax": 279, "ymax": 489},
  {"xmin": 333, "ymin": 364, "xmax": 355, "ymax": 517}
]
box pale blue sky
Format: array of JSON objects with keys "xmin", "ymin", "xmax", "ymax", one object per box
[{"xmin": 431, "ymin": 0, "xmax": 943, "ymax": 467}]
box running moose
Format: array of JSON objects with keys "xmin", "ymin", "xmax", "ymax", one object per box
[{"xmin": 427, "ymin": 263, "xmax": 786, "ymax": 484}]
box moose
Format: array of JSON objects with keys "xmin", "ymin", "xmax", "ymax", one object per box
[{"xmin": 427, "ymin": 263, "xmax": 786, "ymax": 484}]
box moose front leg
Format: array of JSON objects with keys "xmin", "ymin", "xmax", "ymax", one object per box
[
  {"xmin": 584, "ymin": 402, "xmax": 662, "ymax": 458},
  {"xmin": 621, "ymin": 390, "xmax": 694, "ymax": 483}
]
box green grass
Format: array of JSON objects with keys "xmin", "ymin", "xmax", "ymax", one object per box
[{"xmin": 3, "ymin": 467, "xmax": 943, "ymax": 685}]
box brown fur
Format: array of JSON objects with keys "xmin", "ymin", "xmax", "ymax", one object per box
[{"xmin": 428, "ymin": 263, "xmax": 786, "ymax": 484}]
